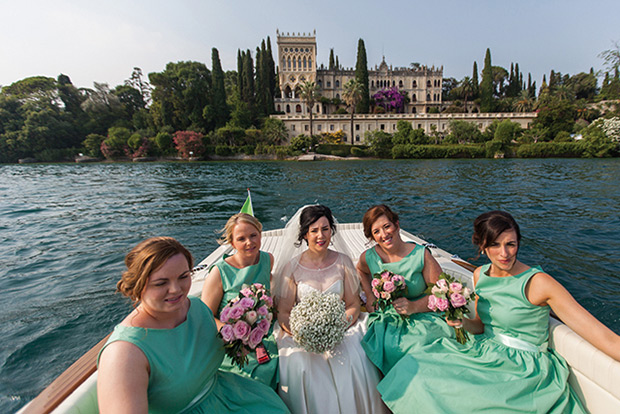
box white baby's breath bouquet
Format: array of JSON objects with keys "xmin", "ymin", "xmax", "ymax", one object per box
[{"xmin": 289, "ymin": 291, "xmax": 348, "ymax": 354}]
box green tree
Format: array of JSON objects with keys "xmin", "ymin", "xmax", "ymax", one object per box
[
  {"xmin": 82, "ymin": 133, "xmax": 105, "ymax": 157},
  {"xmin": 445, "ymin": 120, "xmax": 482, "ymax": 144},
  {"xmin": 342, "ymin": 79, "xmax": 363, "ymax": 143},
  {"xmin": 124, "ymin": 67, "xmax": 152, "ymax": 105},
  {"xmin": 480, "ymin": 49, "xmax": 494, "ymax": 112},
  {"xmin": 210, "ymin": 48, "xmax": 230, "ymax": 128},
  {"xmin": 262, "ymin": 118, "xmax": 288, "ymax": 145},
  {"xmin": 299, "ymin": 81, "xmax": 320, "ymax": 136},
  {"xmin": 471, "ymin": 61, "xmax": 479, "ymax": 99},
  {"xmin": 329, "ymin": 49, "xmax": 336, "ymax": 70},
  {"xmin": 393, "ymin": 120, "xmax": 413, "ymax": 145},
  {"xmin": 149, "ymin": 61, "xmax": 212, "ymax": 132},
  {"xmin": 355, "ymin": 39, "xmax": 370, "ymax": 113}
]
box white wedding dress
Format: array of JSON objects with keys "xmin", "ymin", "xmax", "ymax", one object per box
[{"xmin": 274, "ymin": 252, "xmax": 387, "ymax": 414}]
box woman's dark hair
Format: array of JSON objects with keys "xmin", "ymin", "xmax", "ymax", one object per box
[
  {"xmin": 296, "ymin": 205, "xmax": 337, "ymax": 246},
  {"xmin": 472, "ymin": 211, "xmax": 521, "ymax": 254},
  {"xmin": 362, "ymin": 204, "xmax": 399, "ymax": 240}
]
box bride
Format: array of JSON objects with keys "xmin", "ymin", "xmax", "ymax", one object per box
[{"xmin": 273, "ymin": 205, "xmax": 387, "ymax": 414}]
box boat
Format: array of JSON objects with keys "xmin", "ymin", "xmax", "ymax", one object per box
[{"xmin": 17, "ymin": 220, "xmax": 620, "ymax": 413}]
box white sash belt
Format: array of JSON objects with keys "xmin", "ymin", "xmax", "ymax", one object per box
[
  {"xmin": 178, "ymin": 375, "xmax": 216, "ymax": 413},
  {"xmin": 493, "ymin": 332, "xmax": 548, "ymax": 353}
]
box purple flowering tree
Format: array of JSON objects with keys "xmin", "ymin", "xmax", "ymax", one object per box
[{"xmin": 372, "ymin": 87, "xmax": 407, "ymax": 113}]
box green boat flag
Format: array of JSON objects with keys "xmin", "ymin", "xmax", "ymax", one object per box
[{"xmin": 240, "ymin": 189, "xmax": 254, "ymax": 216}]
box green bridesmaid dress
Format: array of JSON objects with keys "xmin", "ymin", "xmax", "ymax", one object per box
[
  {"xmin": 378, "ymin": 265, "xmax": 586, "ymax": 414},
  {"xmin": 215, "ymin": 250, "xmax": 279, "ymax": 390},
  {"xmin": 98, "ymin": 297, "xmax": 289, "ymax": 413},
  {"xmin": 361, "ymin": 242, "xmax": 454, "ymax": 374}
]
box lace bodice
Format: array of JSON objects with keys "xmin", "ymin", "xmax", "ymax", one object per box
[{"xmin": 297, "ymin": 280, "xmax": 344, "ymax": 301}]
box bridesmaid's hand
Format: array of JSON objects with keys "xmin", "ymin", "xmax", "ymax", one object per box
[
  {"xmin": 446, "ymin": 318, "xmax": 463, "ymax": 328},
  {"xmin": 392, "ymin": 297, "xmax": 412, "ymax": 315}
]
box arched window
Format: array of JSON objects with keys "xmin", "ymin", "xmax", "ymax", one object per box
[
  {"xmin": 336, "ymin": 93, "xmax": 340, "ymax": 100},
  {"xmin": 335, "ymin": 80, "xmax": 340, "ymax": 88},
  {"xmin": 412, "ymin": 80, "xmax": 417, "ymax": 88},
  {"xmin": 296, "ymin": 104, "xmax": 302, "ymax": 113},
  {"xmin": 317, "ymin": 79, "xmax": 322, "ymax": 87},
  {"xmin": 399, "ymin": 80, "xmax": 403, "ymax": 88},
  {"xmin": 286, "ymin": 104, "xmax": 290, "ymax": 113},
  {"xmin": 303, "ymin": 57, "xmax": 307, "ymax": 69},
  {"xmin": 298, "ymin": 57, "xmax": 302, "ymax": 70},
  {"xmin": 412, "ymin": 107, "xmax": 417, "ymax": 113},
  {"xmin": 392, "ymin": 80, "xmax": 395, "ymax": 87},
  {"xmin": 308, "ymin": 58, "xmax": 312, "ymax": 68},
  {"xmin": 284, "ymin": 86, "xmax": 292, "ymax": 99},
  {"xmin": 427, "ymin": 80, "xmax": 432, "ymax": 88},
  {"xmin": 277, "ymin": 104, "xmax": 281, "ymax": 112},
  {"xmin": 412, "ymin": 94, "xmax": 416, "ymax": 102},
  {"xmin": 288, "ymin": 58, "xmax": 291, "ymax": 70},
  {"xmin": 426, "ymin": 94, "xmax": 431, "ymax": 101},
  {"xmin": 293, "ymin": 58, "xmax": 296, "ymax": 70},
  {"xmin": 371, "ymin": 80, "xmax": 375, "ymax": 88}
]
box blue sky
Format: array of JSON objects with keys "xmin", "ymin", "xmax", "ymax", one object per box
[{"xmin": 1, "ymin": 0, "xmax": 619, "ymax": 90}]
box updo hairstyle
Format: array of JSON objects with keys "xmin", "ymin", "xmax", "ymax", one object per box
[
  {"xmin": 472, "ymin": 210, "xmax": 521, "ymax": 254},
  {"xmin": 117, "ymin": 237, "xmax": 193, "ymax": 304},
  {"xmin": 362, "ymin": 204, "xmax": 399, "ymax": 241},
  {"xmin": 296, "ymin": 205, "xmax": 337, "ymax": 247},
  {"xmin": 218, "ymin": 213, "xmax": 263, "ymax": 245}
]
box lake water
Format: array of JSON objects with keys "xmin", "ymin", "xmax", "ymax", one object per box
[{"xmin": 1, "ymin": 158, "xmax": 619, "ymax": 412}]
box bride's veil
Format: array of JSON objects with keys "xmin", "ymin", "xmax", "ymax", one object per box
[{"xmin": 271, "ymin": 205, "xmax": 359, "ymax": 304}]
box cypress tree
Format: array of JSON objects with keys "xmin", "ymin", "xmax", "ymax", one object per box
[
  {"xmin": 472, "ymin": 61, "xmax": 479, "ymax": 98},
  {"xmin": 237, "ymin": 49, "xmax": 244, "ymax": 99},
  {"xmin": 255, "ymin": 46, "xmax": 266, "ymax": 117},
  {"xmin": 480, "ymin": 48, "xmax": 494, "ymax": 112},
  {"xmin": 329, "ymin": 49, "xmax": 335, "ymax": 70},
  {"xmin": 355, "ymin": 39, "xmax": 370, "ymax": 113},
  {"xmin": 242, "ymin": 49, "xmax": 255, "ymax": 106},
  {"xmin": 211, "ymin": 48, "xmax": 229, "ymax": 128},
  {"xmin": 266, "ymin": 37, "xmax": 277, "ymax": 102}
]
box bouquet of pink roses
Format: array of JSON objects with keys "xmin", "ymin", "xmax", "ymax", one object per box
[
  {"xmin": 371, "ymin": 270, "xmax": 408, "ymax": 318},
  {"xmin": 425, "ymin": 272, "xmax": 476, "ymax": 344},
  {"xmin": 218, "ymin": 282, "xmax": 275, "ymax": 367}
]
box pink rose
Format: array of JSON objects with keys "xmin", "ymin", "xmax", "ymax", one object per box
[
  {"xmin": 372, "ymin": 287, "xmax": 380, "ymax": 298},
  {"xmin": 263, "ymin": 295, "xmax": 273, "ymax": 307},
  {"xmin": 449, "ymin": 282, "xmax": 463, "ymax": 294},
  {"xmin": 257, "ymin": 305, "xmax": 269, "ymax": 317},
  {"xmin": 220, "ymin": 324, "xmax": 234, "ymax": 342},
  {"xmin": 462, "ymin": 287, "xmax": 471, "ymax": 299},
  {"xmin": 450, "ymin": 293, "xmax": 466, "ymax": 308},
  {"xmin": 428, "ymin": 294, "xmax": 438, "ymax": 311},
  {"xmin": 257, "ymin": 318, "xmax": 271, "ymax": 332},
  {"xmin": 239, "ymin": 297, "xmax": 255, "ymax": 310},
  {"xmin": 240, "ymin": 287, "xmax": 253, "ymax": 297},
  {"xmin": 244, "ymin": 310, "xmax": 258, "ymax": 325},
  {"xmin": 248, "ymin": 327, "xmax": 265, "ymax": 349},
  {"xmin": 233, "ymin": 320, "xmax": 251, "ymax": 341},
  {"xmin": 381, "ymin": 292, "xmax": 390, "ymax": 299},
  {"xmin": 381, "ymin": 271, "xmax": 391, "ymax": 281},
  {"xmin": 392, "ymin": 275, "xmax": 404, "ymax": 284},
  {"xmin": 436, "ymin": 279, "xmax": 449, "ymax": 293},
  {"xmin": 371, "ymin": 278, "xmax": 381, "ymax": 288},
  {"xmin": 436, "ymin": 297, "xmax": 449, "ymax": 312},
  {"xmin": 383, "ymin": 281, "xmax": 395, "ymax": 293},
  {"xmin": 229, "ymin": 304, "xmax": 245, "ymax": 320},
  {"xmin": 253, "ymin": 283, "xmax": 264, "ymax": 290},
  {"xmin": 220, "ymin": 306, "xmax": 231, "ymax": 323}
]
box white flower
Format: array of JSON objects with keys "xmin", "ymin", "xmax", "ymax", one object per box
[{"xmin": 290, "ymin": 291, "xmax": 348, "ymax": 354}]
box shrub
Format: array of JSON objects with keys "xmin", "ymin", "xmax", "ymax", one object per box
[
  {"xmin": 155, "ymin": 132, "xmax": 173, "ymax": 155},
  {"xmin": 215, "ymin": 145, "xmax": 233, "ymax": 156},
  {"xmin": 350, "ymin": 146, "xmax": 367, "ymax": 157},
  {"xmin": 516, "ymin": 142, "xmax": 584, "ymax": 158},
  {"xmin": 173, "ymin": 130, "xmax": 205, "ymax": 159}
]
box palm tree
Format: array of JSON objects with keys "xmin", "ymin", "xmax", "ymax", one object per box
[
  {"xmin": 514, "ymin": 90, "xmax": 533, "ymax": 112},
  {"xmin": 298, "ymin": 81, "xmax": 320, "ymax": 137},
  {"xmin": 342, "ymin": 79, "xmax": 363, "ymax": 143},
  {"xmin": 458, "ymin": 76, "xmax": 475, "ymax": 113}
]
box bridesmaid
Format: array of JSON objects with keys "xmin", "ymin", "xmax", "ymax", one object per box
[
  {"xmin": 358, "ymin": 204, "xmax": 454, "ymax": 374},
  {"xmin": 201, "ymin": 213, "xmax": 279, "ymax": 390},
  {"xmin": 378, "ymin": 210, "xmax": 620, "ymax": 413},
  {"xmin": 97, "ymin": 237, "xmax": 289, "ymax": 413}
]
